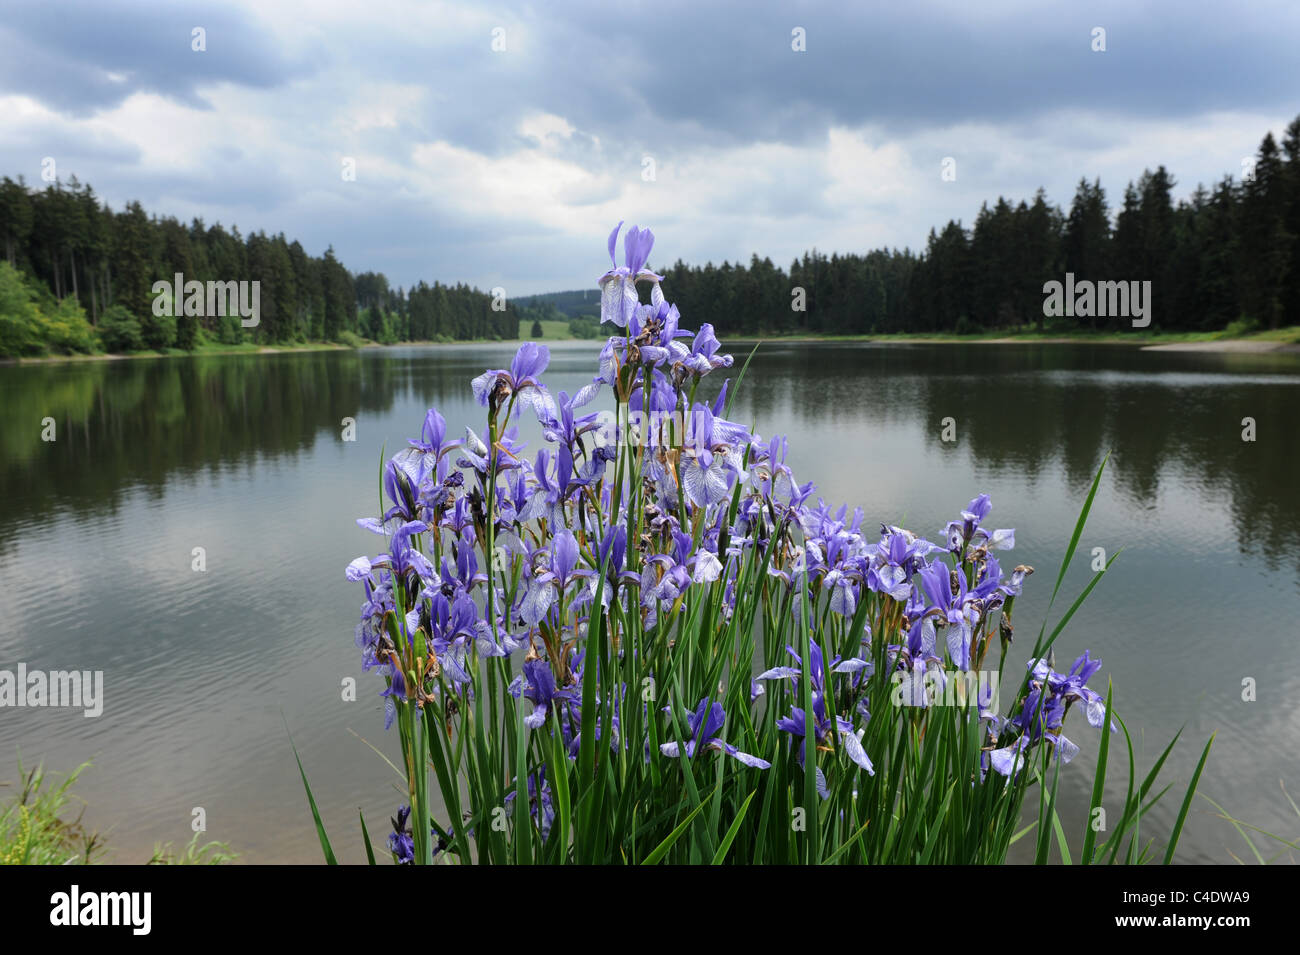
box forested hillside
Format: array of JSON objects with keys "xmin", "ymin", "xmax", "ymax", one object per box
[
  {"xmin": 0, "ymin": 179, "xmax": 519, "ymax": 357},
  {"xmin": 659, "ymin": 116, "xmax": 1300, "ymax": 336},
  {"xmin": 3, "ymin": 114, "xmax": 1296, "ymax": 358}
]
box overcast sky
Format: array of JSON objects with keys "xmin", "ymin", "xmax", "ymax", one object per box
[{"xmin": 2, "ymin": 0, "xmax": 1296, "ymax": 295}]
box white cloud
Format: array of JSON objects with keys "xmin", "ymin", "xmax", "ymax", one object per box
[{"xmin": 1, "ymin": 0, "xmax": 1295, "ymax": 295}]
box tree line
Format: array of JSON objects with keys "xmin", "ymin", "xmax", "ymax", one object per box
[
  {"xmin": 4, "ymin": 112, "xmax": 1297, "ymax": 357},
  {"xmin": 660, "ymin": 116, "xmax": 1300, "ymax": 336},
  {"xmin": 0, "ymin": 177, "xmax": 519, "ymax": 357}
]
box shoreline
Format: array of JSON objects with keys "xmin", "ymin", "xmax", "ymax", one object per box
[
  {"xmin": 719, "ymin": 331, "xmax": 1300, "ymax": 354},
  {"xmin": 2, "ymin": 338, "xmax": 541, "ymax": 366},
  {"xmin": 8, "ymin": 330, "xmax": 1300, "ymax": 366}
]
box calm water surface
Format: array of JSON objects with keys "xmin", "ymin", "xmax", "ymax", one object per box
[{"xmin": 2, "ymin": 341, "xmax": 1298, "ymax": 863}]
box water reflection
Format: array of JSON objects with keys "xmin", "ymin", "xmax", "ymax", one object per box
[{"xmin": 1, "ymin": 341, "xmax": 1297, "ymax": 862}]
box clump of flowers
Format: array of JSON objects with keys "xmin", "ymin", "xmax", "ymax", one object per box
[{"xmin": 334, "ymin": 223, "xmax": 1195, "ymax": 866}]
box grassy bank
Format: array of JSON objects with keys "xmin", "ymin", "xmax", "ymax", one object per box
[
  {"xmin": 6, "ymin": 335, "xmax": 532, "ymax": 365},
  {"xmin": 6, "ymin": 338, "xmax": 362, "ymax": 365},
  {"xmin": 11, "ymin": 323, "xmax": 1300, "ymax": 366},
  {"xmin": 0, "ymin": 759, "xmax": 236, "ymax": 865},
  {"xmin": 720, "ymin": 324, "xmax": 1300, "ymax": 348}
]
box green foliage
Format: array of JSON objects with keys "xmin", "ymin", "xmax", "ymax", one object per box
[
  {"xmin": 530, "ymin": 319, "xmax": 544, "ymax": 338},
  {"xmin": 139, "ymin": 306, "xmax": 177, "ymax": 351},
  {"xmin": 0, "ymin": 175, "xmax": 521, "ymax": 349},
  {"xmin": 175, "ymin": 313, "xmax": 199, "ymax": 351},
  {"xmin": 98, "ymin": 304, "xmax": 144, "ymax": 353},
  {"xmin": 1220, "ymin": 316, "xmax": 1262, "ymax": 339},
  {"xmin": 216, "ymin": 312, "xmax": 244, "ymax": 345},
  {"xmin": 0, "ymin": 757, "xmax": 235, "ymax": 865},
  {"xmin": 0, "ymin": 760, "xmax": 104, "ymax": 865},
  {"xmin": 337, "ymin": 329, "xmax": 366, "ymax": 348},
  {"xmin": 146, "ymin": 832, "xmax": 239, "ymax": 865},
  {"xmin": 0, "ymin": 263, "xmax": 99, "ymax": 356},
  {"xmin": 0, "ymin": 261, "xmax": 44, "ymax": 356},
  {"xmin": 40, "ymin": 297, "xmax": 97, "ymax": 354},
  {"xmin": 568, "ymin": 316, "xmax": 603, "ymax": 339}
]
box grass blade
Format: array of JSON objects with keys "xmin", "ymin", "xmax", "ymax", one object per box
[
  {"xmin": 1162, "ymin": 732, "xmax": 1215, "ymax": 864},
  {"xmin": 710, "ymin": 790, "xmax": 756, "ymax": 865},
  {"xmin": 285, "ymin": 720, "xmax": 337, "ymax": 865},
  {"xmin": 359, "ymin": 809, "xmax": 377, "ymax": 865},
  {"xmin": 641, "ymin": 794, "xmax": 711, "ymax": 865},
  {"xmin": 1080, "ymin": 682, "xmax": 1114, "ymax": 865}
]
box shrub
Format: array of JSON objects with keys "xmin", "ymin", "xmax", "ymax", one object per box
[
  {"xmin": 175, "ymin": 313, "xmax": 199, "ymax": 351},
  {"xmin": 0, "ymin": 760, "xmax": 103, "ymax": 865},
  {"xmin": 0, "ymin": 262, "xmax": 44, "ymax": 357},
  {"xmin": 1221, "ymin": 316, "xmax": 1261, "ymax": 339},
  {"xmin": 97, "ymin": 305, "xmax": 145, "ymax": 353},
  {"xmin": 568, "ymin": 316, "xmax": 603, "ymax": 339},
  {"xmin": 138, "ymin": 307, "xmax": 177, "ymax": 351},
  {"xmin": 38, "ymin": 297, "xmax": 98, "ymax": 354},
  {"xmin": 217, "ymin": 313, "xmax": 244, "ymax": 345}
]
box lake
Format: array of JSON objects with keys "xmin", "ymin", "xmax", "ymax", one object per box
[{"xmin": 2, "ymin": 341, "xmax": 1298, "ymax": 863}]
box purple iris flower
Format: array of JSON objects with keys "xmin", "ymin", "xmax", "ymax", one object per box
[
  {"xmin": 590, "ymin": 524, "xmax": 636, "ymax": 603},
  {"xmin": 758, "ymin": 638, "xmax": 875, "ymax": 777},
  {"xmin": 508, "ymin": 658, "xmax": 576, "ymax": 729},
  {"xmin": 890, "ymin": 617, "xmax": 945, "ymax": 707},
  {"xmin": 598, "ymin": 222, "xmax": 664, "ymax": 328},
  {"xmin": 388, "ymin": 805, "xmax": 414, "ymax": 863},
  {"xmin": 988, "ymin": 652, "xmax": 1109, "ymax": 777},
  {"xmin": 752, "ymin": 434, "xmax": 813, "ymax": 513},
  {"xmin": 355, "ymin": 455, "xmax": 423, "ymax": 531},
  {"xmin": 471, "ymin": 342, "xmax": 555, "ymax": 421},
  {"xmin": 380, "ymin": 662, "xmax": 406, "ymax": 730},
  {"xmin": 774, "ymin": 704, "xmax": 874, "ymax": 784},
  {"xmin": 348, "ymin": 520, "xmax": 436, "ymax": 598},
  {"xmin": 684, "ymin": 323, "xmax": 733, "ymax": 376},
  {"xmin": 428, "ymin": 590, "xmax": 500, "ymax": 686},
  {"xmin": 811, "ymin": 531, "xmax": 864, "ymax": 616},
  {"xmin": 1029, "ymin": 650, "xmax": 1113, "ymax": 730},
  {"xmin": 598, "ymin": 524, "xmax": 627, "ymax": 576},
  {"xmin": 519, "ymin": 529, "xmax": 592, "ymax": 626},
  {"xmin": 458, "ymin": 425, "xmax": 525, "ymax": 478},
  {"xmin": 415, "ymin": 451, "xmax": 461, "ymax": 513},
  {"xmin": 627, "ymin": 366, "xmax": 679, "ymax": 414},
  {"xmin": 637, "ymin": 530, "xmax": 719, "ymax": 618},
  {"xmin": 1002, "ymin": 564, "xmax": 1033, "ymax": 596},
  {"xmin": 517, "ymin": 447, "xmax": 563, "ymax": 524},
  {"xmin": 503, "ymin": 770, "xmax": 556, "ymax": 839},
  {"xmin": 351, "ymin": 571, "xmax": 396, "ymax": 672},
  {"xmin": 659, "ymin": 699, "xmax": 770, "ymax": 769},
  {"xmin": 387, "ymin": 804, "xmax": 442, "ymax": 864},
  {"xmin": 867, "ymin": 526, "xmax": 938, "ymax": 601},
  {"xmin": 626, "ymin": 300, "xmax": 692, "ymax": 367},
  {"xmin": 538, "ymin": 391, "xmax": 602, "ymax": 497},
  {"xmin": 407, "ymin": 408, "xmax": 462, "ymax": 478},
  {"xmin": 917, "ymin": 560, "xmax": 980, "ymax": 670},
  {"xmin": 682, "ymin": 403, "xmax": 751, "ymax": 508},
  {"xmin": 944, "ymin": 493, "xmax": 1013, "ymax": 555}
]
